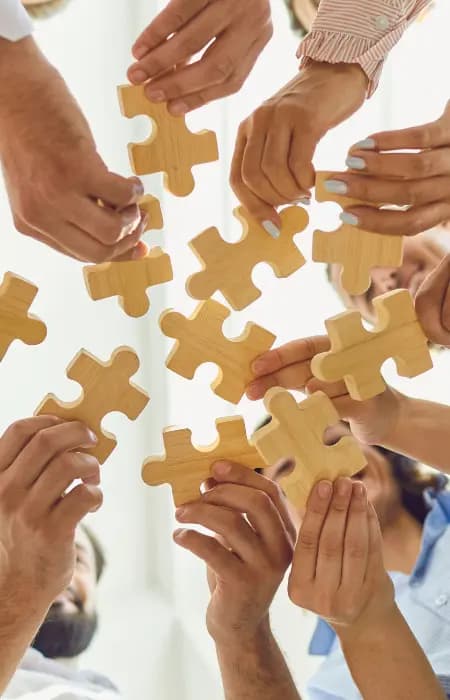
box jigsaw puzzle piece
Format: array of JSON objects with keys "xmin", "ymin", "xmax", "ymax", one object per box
[
  {"xmin": 118, "ymin": 84, "xmax": 218, "ymax": 196},
  {"xmin": 84, "ymin": 247, "xmax": 173, "ymax": 317},
  {"xmin": 139, "ymin": 194, "xmax": 163, "ymax": 232},
  {"xmin": 0, "ymin": 273, "xmax": 47, "ymax": 361}
]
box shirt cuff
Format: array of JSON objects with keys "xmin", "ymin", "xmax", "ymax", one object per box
[{"xmin": 1, "ymin": 0, "xmax": 33, "ymax": 41}]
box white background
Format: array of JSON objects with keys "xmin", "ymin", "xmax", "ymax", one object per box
[{"xmin": 2, "ymin": 0, "xmax": 450, "ymax": 697}]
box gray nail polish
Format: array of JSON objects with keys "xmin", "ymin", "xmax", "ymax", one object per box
[
  {"xmin": 263, "ymin": 221, "xmax": 281, "ymax": 239},
  {"xmin": 324, "ymin": 180, "xmax": 348, "ymax": 195},
  {"xmin": 295, "ymin": 196, "xmax": 311, "ymax": 206},
  {"xmin": 340, "ymin": 212, "xmax": 359, "ymax": 226},
  {"xmin": 353, "ymin": 138, "xmax": 376, "ymax": 150},
  {"xmin": 346, "ymin": 156, "xmax": 366, "ymax": 170}
]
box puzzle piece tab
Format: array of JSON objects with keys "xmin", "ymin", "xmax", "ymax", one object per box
[
  {"xmin": 313, "ymin": 171, "xmax": 404, "ymax": 295},
  {"xmin": 312, "ymin": 289, "xmax": 433, "ymax": 401},
  {"xmin": 118, "ymin": 84, "xmax": 219, "ymax": 197},
  {"xmin": 142, "ymin": 416, "xmax": 261, "ymax": 505},
  {"xmin": 36, "ymin": 347, "xmax": 149, "ymax": 463},
  {"xmin": 160, "ymin": 299, "xmax": 276, "ymax": 404},
  {"xmin": 139, "ymin": 194, "xmax": 163, "ymax": 232},
  {"xmin": 84, "ymin": 248, "xmax": 173, "ymax": 318},
  {"xmin": 0, "ymin": 272, "xmax": 47, "ymax": 361},
  {"xmin": 251, "ymin": 388, "xmax": 366, "ymax": 507},
  {"xmin": 187, "ymin": 206, "xmax": 308, "ymax": 310}
]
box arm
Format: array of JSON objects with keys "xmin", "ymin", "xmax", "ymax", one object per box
[
  {"xmin": 174, "ymin": 460, "xmax": 300, "ymax": 700},
  {"xmin": 0, "ymin": 416, "xmax": 101, "ymax": 691},
  {"xmin": 299, "ymin": 0, "xmax": 431, "ymax": 96},
  {"xmin": 289, "ymin": 479, "xmax": 446, "ymax": 700}
]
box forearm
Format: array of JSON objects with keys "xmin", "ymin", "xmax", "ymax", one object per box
[
  {"xmin": 382, "ymin": 392, "xmax": 450, "ymax": 472},
  {"xmin": 214, "ymin": 620, "xmax": 301, "ymax": 700},
  {"xmin": 338, "ymin": 605, "xmax": 446, "ymax": 700}
]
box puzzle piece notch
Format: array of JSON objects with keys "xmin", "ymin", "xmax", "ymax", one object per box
[
  {"xmin": 311, "ymin": 289, "xmax": 433, "ymax": 401},
  {"xmin": 142, "ymin": 416, "xmax": 261, "ymax": 505},
  {"xmin": 0, "ymin": 273, "xmax": 47, "ymax": 361},
  {"xmin": 187, "ymin": 205, "xmax": 308, "ymax": 310},
  {"xmin": 313, "ymin": 171, "xmax": 404, "ymax": 295},
  {"xmin": 139, "ymin": 194, "xmax": 163, "ymax": 232},
  {"xmin": 251, "ymin": 388, "xmax": 366, "ymax": 507},
  {"xmin": 118, "ymin": 84, "xmax": 219, "ymax": 197},
  {"xmin": 36, "ymin": 347, "xmax": 149, "ymax": 463},
  {"xmin": 160, "ymin": 299, "xmax": 276, "ymax": 404},
  {"xmin": 84, "ymin": 247, "xmax": 173, "ymax": 318}
]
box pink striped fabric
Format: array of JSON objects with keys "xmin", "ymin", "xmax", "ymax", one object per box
[{"xmin": 297, "ymin": 0, "xmax": 431, "ymax": 95}]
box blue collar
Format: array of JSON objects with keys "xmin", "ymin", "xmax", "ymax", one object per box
[{"xmin": 309, "ymin": 486, "xmax": 450, "ymax": 656}]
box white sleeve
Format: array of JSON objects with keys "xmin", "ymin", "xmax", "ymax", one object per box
[{"xmin": 0, "ymin": 0, "xmax": 33, "ymax": 41}]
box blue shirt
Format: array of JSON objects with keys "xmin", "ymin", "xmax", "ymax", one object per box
[{"xmin": 307, "ymin": 488, "xmax": 450, "ymax": 700}]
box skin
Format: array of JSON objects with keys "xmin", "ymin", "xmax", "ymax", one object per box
[
  {"xmin": 51, "ymin": 527, "xmax": 98, "ymax": 620},
  {"xmin": 0, "ymin": 416, "xmax": 102, "ymax": 692}
]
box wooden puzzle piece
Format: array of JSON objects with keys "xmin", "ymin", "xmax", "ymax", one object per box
[
  {"xmin": 251, "ymin": 388, "xmax": 366, "ymax": 507},
  {"xmin": 117, "ymin": 84, "xmax": 219, "ymax": 197},
  {"xmin": 160, "ymin": 299, "xmax": 276, "ymax": 404},
  {"xmin": 84, "ymin": 248, "xmax": 173, "ymax": 318},
  {"xmin": 139, "ymin": 194, "xmax": 163, "ymax": 232},
  {"xmin": 142, "ymin": 416, "xmax": 261, "ymax": 505},
  {"xmin": 311, "ymin": 289, "xmax": 433, "ymax": 401},
  {"xmin": 0, "ymin": 272, "xmax": 47, "ymax": 361},
  {"xmin": 36, "ymin": 347, "xmax": 149, "ymax": 463},
  {"xmin": 313, "ymin": 171, "xmax": 404, "ymax": 295},
  {"xmin": 187, "ymin": 205, "xmax": 308, "ymax": 310}
]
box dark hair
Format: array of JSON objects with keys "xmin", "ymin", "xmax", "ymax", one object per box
[{"xmin": 81, "ymin": 524, "xmax": 106, "ymax": 581}]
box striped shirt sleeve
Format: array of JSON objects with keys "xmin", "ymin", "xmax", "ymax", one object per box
[{"xmin": 297, "ymin": 0, "xmax": 432, "ymax": 96}]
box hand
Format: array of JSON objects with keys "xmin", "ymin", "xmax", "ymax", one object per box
[
  {"xmin": 0, "ymin": 416, "xmax": 102, "ymax": 610},
  {"xmin": 247, "ymin": 337, "xmax": 403, "ymax": 446},
  {"xmin": 415, "ymin": 254, "xmax": 450, "ymax": 347},
  {"xmin": 288, "ymin": 478, "xmax": 395, "ymax": 640},
  {"xmin": 230, "ymin": 61, "xmax": 368, "ymax": 234},
  {"xmin": 128, "ymin": 0, "xmax": 272, "ymax": 115},
  {"xmin": 173, "ymin": 460, "xmax": 295, "ymax": 645},
  {"xmin": 0, "ymin": 37, "xmax": 149, "ymax": 263},
  {"xmin": 331, "ymin": 101, "xmax": 450, "ymax": 235}
]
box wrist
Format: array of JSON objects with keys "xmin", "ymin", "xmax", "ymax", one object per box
[
  {"xmin": 211, "ymin": 615, "xmax": 273, "ymax": 652},
  {"xmin": 335, "ymin": 602, "xmax": 400, "ymax": 648},
  {"xmin": 380, "ymin": 389, "xmax": 411, "ymax": 448}
]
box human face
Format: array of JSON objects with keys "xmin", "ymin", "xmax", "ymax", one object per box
[
  {"xmin": 264, "ymin": 423, "xmax": 403, "ymax": 532},
  {"xmin": 32, "ymin": 527, "xmax": 99, "ymax": 659},
  {"xmin": 330, "ymin": 231, "xmax": 447, "ymax": 323}
]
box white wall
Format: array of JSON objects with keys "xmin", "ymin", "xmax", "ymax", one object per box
[{"xmin": 2, "ymin": 0, "xmax": 449, "ymax": 698}]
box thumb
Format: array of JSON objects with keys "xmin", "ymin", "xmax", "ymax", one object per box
[{"xmin": 415, "ymin": 254, "xmax": 450, "ymax": 347}]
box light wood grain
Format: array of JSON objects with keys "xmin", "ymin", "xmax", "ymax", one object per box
[
  {"xmin": 139, "ymin": 194, "xmax": 163, "ymax": 232},
  {"xmin": 0, "ymin": 272, "xmax": 47, "ymax": 361}
]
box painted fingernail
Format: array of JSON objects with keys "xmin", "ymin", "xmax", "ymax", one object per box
[
  {"xmin": 263, "ymin": 221, "xmax": 281, "ymax": 239},
  {"xmin": 296, "ymin": 196, "xmax": 311, "ymax": 206},
  {"xmin": 318, "ymin": 481, "xmax": 332, "ymax": 499},
  {"xmin": 353, "ymin": 138, "xmax": 376, "ymax": 150},
  {"xmin": 169, "ymin": 101, "xmax": 188, "ymax": 116},
  {"xmin": 214, "ymin": 461, "xmax": 231, "ymax": 476},
  {"xmin": 340, "ymin": 212, "xmax": 359, "ymax": 226},
  {"xmin": 146, "ymin": 90, "xmax": 166, "ymax": 103},
  {"xmin": 133, "ymin": 181, "xmax": 144, "ymax": 197},
  {"xmin": 324, "ymin": 179, "xmax": 348, "ymax": 195},
  {"xmin": 175, "ymin": 507, "xmax": 186, "ymax": 519},
  {"xmin": 346, "ymin": 156, "xmax": 366, "ymax": 170},
  {"xmin": 130, "ymin": 69, "xmax": 148, "ymax": 84},
  {"xmin": 133, "ymin": 45, "xmax": 148, "ymax": 60}
]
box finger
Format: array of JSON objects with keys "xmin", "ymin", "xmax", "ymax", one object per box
[
  {"xmin": 305, "ymin": 377, "xmax": 349, "ymax": 399},
  {"xmin": 347, "ymin": 148, "xmax": 450, "ymax": 180},
  {"xmin": 129, "ymin": 1, "xmax": 229, "ymax": 85},
  {"xmin": 246, "ymin": 363, "xmax": 313, "ymax": 400},
  {"xmin": 54, "ymin": 218, "xmax": 146, "ymax": 264},
  {"xmin": 251, "ymin": 337, "xmax": 330, "ymax": 377},
  {"xmin": 0, "ymin": 416, "xmax": 61, "ymax": 472},
  {"xmin": 288, "ymin": 126, "xmax": 316, "ymax": 194},
  {"xmin": 132, "ymin": 0, "xmax": 211, "ymax": 58},
  {"xmin": 68, "ymin": 199, "xmax": 141, "ymax": 247},
  {"xmin": 201, "ymin": 482, "xmax": 294, "ymax": 564},
  {"xmin": 365, "ymin": 502, "xmax": 385, "ymax": 582},
  {"xmin": 175, "ymin": 501, "xmax": 262, "ymax": 564},
  {"xmin": 415, "ymin": 254, "xmax": 450, "ymax": 346},
  {"xmin": 89, "ymin": 170, "xmax": 144, "ymax": 210},
  {"xmin": 290, "ymin": 480, "xmax": 333, "ymax": 585},
  {"xmin": 323, "ymin": 173, "xmax": 450, "ymax": 207},
  {"xmin": 352, "ymin": 115, "xmax": 450, "ymax": 152},
  {"xmin": 340, "ymin": 482, "xmax": 369, "ymax": 593},
  {"xmin": 51, "ymin": 483, "xmax": 103, "ymax": 533},
  {"xmin": 315, "ymin": 478, "xmax": 353, "ymax": 591},
  {"xmin": 260, "ymin": 126, "xmax": 304, "ymax": 203},
  {"xmin": 10, "ymin": 421, "xmax": 97, "ymax": 488},
  {"xmin": 173, "ymin": 528, "xmax": 242, "ymax": 579},
  {"xmin": 212, "ymin": 460, "xmax": 297, "ymax": 542},
  {"xmin": 342, "ymin": 201, "xmax": 450, "ymax": 237},
  {"xmin": 443, "ymin": 277, "xmax": 450, "ymax": 333},
  {"xmin": 28, "ymin": 453, "xmax": 100, "ymax": 518}
]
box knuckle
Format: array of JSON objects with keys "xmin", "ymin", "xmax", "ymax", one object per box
[
  {"xmin": 7, "ymin": 419, "xmax": 36, "ymax": 444},
  {"xmin": 321, "ymin": 538, "xmax": 341, "ymax": 559},
  {"xmin": 298, "ymin": 528, "xmax": 318, "ymax": 550},
  {"xmin": 34, "ymin": 428, "xmax": 54, "ymax": 452},
  {"xmin": 251, "ymin": 489, "xmax": 272, "ymax": 511},
  {"xmin": 210, "ymin": 55, "xmax": 235, "ymax": 82},
  {"xmin": 413, "ymin": 153, "xmax": 433, "ymax": 177}
]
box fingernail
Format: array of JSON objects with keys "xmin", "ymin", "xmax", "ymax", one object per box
[
  {"xmin": 324, "ymin": 179, "xmax": 348, "ymax": 195},
  {"xmin": 146, "ymin": 90, "xmax": 166, "ymax": 103},
  {"xmin": 340, "ymin": 212, "xmax": 359, "ymax": 226},
  {"xmin": 346, "ymin": 156, "xmax": 366, "ymax": 170},
  {"xmin": 169, "ymin": 101, "xmax": 188, "ymax": 116},
  {"xmin": 353, "ymin": 138, "xmax": 376, "ymax": 150},
  {"xmin": 132, "ymin": 246, "xmax": 145, "ymax": 260},
  {"xmin": 263, "ymin": 221, "xmax": 281, "ymax": 239},
  {"xmin": 133, "ymin": 45, "xmax": 148, "ymax": 60},
  {"xmin": 251, "ymin": 357, "xmax": 265, "ymax": 373},
  {"xmin": 130, "ymin": 69, "xmax": 148, "ymax": 84},
  {"xmin": 213, "ymin": 461, "xmax": 231, "ymax": 476},
  {"xmin": 354, "ymin": 482, "xmax": 365, "ymax": 499},
  {"xmin": 88, "ymin": 430, "xmax": 98, "ymax": 444},
  {"xmin": 318, "ymin": 481, "xmax": 332, "ymax": 499},
  {"xmin": 296, "ymin": 196, "xmax": 311, "ymax": 206},
  {"xmin": 337, "ymin": 478, "xmax": 350, "ymax": 496},
  {"xmin": 133, "ymin": 181, "xmax": 144, "ymax": 197},
  {"xmin": 175, "ymin": 507, "xmax": 186, "ymax": 519},
  {"xmin": 173, "ymin": 528, "xmax": 187, "ymax": 540}
]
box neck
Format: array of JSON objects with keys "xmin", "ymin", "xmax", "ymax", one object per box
[{"xmin": 382, "ymin": 508, "xmax": 423, "ymax": 575}]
